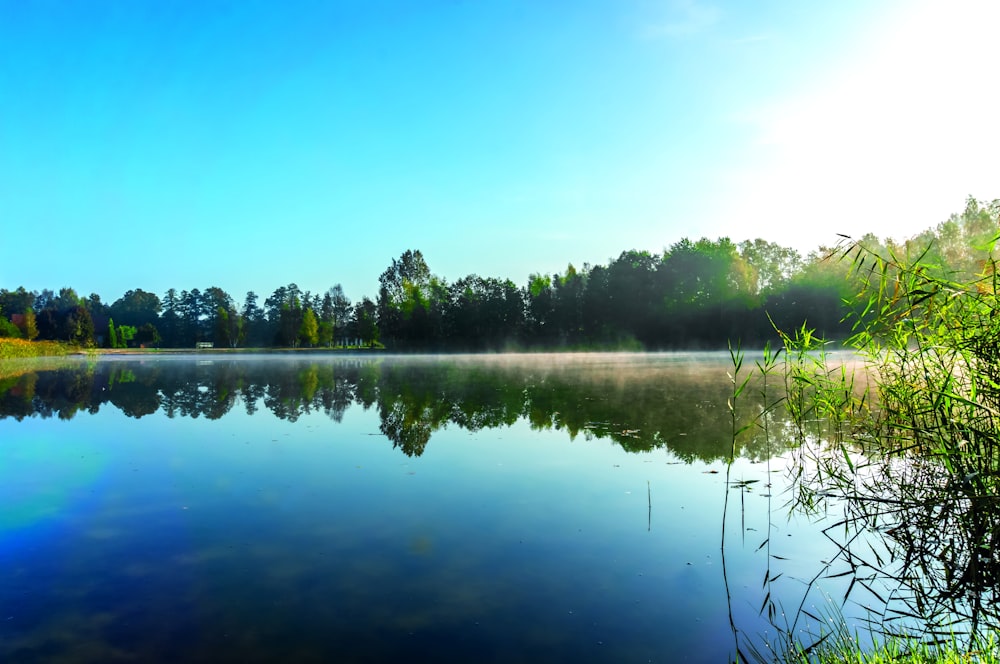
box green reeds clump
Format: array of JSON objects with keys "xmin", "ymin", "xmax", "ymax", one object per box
[{"xmin": 772, "ymin": 223, "xmax": 1000, "ymax": 647}]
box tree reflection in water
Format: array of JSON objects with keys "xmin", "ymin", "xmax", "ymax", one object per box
[
  {"xmin": 5, "ymin": 354, "xmax": 998, "ymax": 651},
  {"xmin": 0, "ymin": 354, "xmax": 775, "ymax": 462}
]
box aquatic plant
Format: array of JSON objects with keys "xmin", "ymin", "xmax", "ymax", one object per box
[{"xmin": 766, "ymin": 226, "xmax": 1000, "ymax": 656}]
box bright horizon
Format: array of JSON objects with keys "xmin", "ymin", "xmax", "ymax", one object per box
[{"xmin": 2, "ymin": 0, "xmax": 997, "ymax": 307}]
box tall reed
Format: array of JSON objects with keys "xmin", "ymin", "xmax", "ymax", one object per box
[{"xmin": 772, "ymin": 232, "xmax": 1000, "ymax": 653}]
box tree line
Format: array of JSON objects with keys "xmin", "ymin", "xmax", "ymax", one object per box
[{"xmin": 2, "ymin": 198, "xmax": 996, "ymax": 350}]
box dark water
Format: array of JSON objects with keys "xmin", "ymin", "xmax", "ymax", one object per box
[{"xmin": 0, "ymin": 353, "xmax": 879, "ymax": 663}]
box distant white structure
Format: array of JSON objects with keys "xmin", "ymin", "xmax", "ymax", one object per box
[{"xmin": 195, "ymin": 342, "xmax": 214, "ymax": 349}]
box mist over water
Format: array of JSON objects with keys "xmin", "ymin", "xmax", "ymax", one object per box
[{"xmin": 0, "ymin": 353, "xmax": 915, "ymax": 662}]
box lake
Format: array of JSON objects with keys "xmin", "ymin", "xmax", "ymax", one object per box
[{"xmin": 0, "ymin": 353, "xmax": 914, "ymax": 662}]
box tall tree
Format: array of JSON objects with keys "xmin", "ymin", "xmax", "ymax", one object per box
[
  {"xmin": 63, "ymin": 305, "xmax": 95, "ymax": 345},
  {"xmin": 581, "ymin": 264, "xmax": 612, "ymax": 342},
  {"xmin": 16, "ymin": 308, "xmax": 38, "ymax": 341},
  {"xmin": 551, "ymin": 264, "xmax": 586, "ymax": 344},
  {"xmin": 176, "ymin": 289, "xmax": 204, "ymax": 346},
  {"xmin": 265, "ymin": 284, "xmax": 303, "ymax": 346},
  {"xmin": 450, "ymin": 275, "xmax": 524, "ymax": 349},
  {"xmin": 214, "ymin": 307, "xmax": 233, "ymax": 348},
  {"xmin": 738, "ymin": 239, "xmax": 803, "ymax": 297},
  {"xmin": 903, "ymin": 196, "xmax": 1000, "ymax": 280},
  {"xmin": 107, "ymin": 318, "xmax": 120, "ymax": 349},
  {"xmin": 0, "ymin": 302, "xmax": 21, "ymax": 338},
  {"xmin": 352, "ymin": 297, "xmax": 379, "ymax": 347},
  {"xmin": 110, "ymin": 289, "xmax": 161, "ymax": 329},
  {"xmin": 378, "ymin": 250, "xmax": 447, "ymax": 347},
  {"xmin": 160, "ymin": 289, "xmax": 182, "ymax": 347},
  {"xmin": 605, "ymin": 251, "xmax": 658, "ymax": 343},
  {"xmin": 33, "ymin": 289, "xmax": 55, "ymax": 313},
  {"xmin": 525, "ymin": 273, "xmax": 555, "ymax": 343},
  {"xmin": 241, "ymin": 291, "xmax": 266, "ymax": 347},
  {"xmin": 84, "ymin": 293, "xmax": 111, "ymax": 342},
  {"xmin": 660, "ymin": 239, "xmax": 749, "ymax": 309},
  {"xmin": 327, "ymin": 284, "xmax": 352, "ymax": 340},
  {"xmin": 135, "ymin": 323, "xmax": 161, "ymax": 348},
  {"xmin": 379, "ymin": 250, "xmax": 431, "ymax": 305},
  {"xmin": 0, "ymin": 287, "xmax": 36, "ymax": 319},
  {"xmin": 377, "ymin": 250, "xmax": 433, "ymax": 347},
  {"xmin": 204, "ymin": 287, "xmax": 239, "ymax": 347},
  {"xmin": 32, "ymin": 287, "xmax": 93, "ymax": 343},
  {"xmin": 299, "ymin": 308, "xmax": 319, "ymax": 347}
]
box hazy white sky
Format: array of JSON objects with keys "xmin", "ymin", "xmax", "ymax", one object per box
[
  {"xmin": 713, "ymin": 0, "xmax": 1000, "ymax": 250},
  {"xmin": 1, "ymin": 0, "xmax": 996, "ymax": 305}
]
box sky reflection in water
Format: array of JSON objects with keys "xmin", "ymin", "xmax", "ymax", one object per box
[{"xmin": 0, "ymin": 354, "xmax": 865, "ymax": 663}]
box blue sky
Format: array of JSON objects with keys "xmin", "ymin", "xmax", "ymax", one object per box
[{"xmin": 2, "ymin": 0, "xmax": 997, "ymax": 307}]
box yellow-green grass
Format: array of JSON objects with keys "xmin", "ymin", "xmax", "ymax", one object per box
[
  {"xmin": 779, "ymin": 632, "xmax": 999, "ymax": 664},
  {"xmin": 0, "ymin": 338, "xmax": 79, "ymax": 359}
]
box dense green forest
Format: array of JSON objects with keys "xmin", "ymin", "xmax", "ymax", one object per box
[{"xmin": 2, "ymin": 198, "xmax": 996, "ymax": 351}]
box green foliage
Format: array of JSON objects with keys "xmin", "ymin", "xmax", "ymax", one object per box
[
  {"xmin": 213, "ymin": 306, "xmax": 236, "ymax": 348},
  {"xmin": 265, "ymin": 284, "xmax": 306, "ymax": 347},
  {"xmin": 898, "ymin": 197, "xmax": 1000, "ymax": 282},
  {"xmin": 528, "ymin": 273, "xmax": 551, "ymax": 298},
  {"xmin": 0, "ymin": 287, "xmax": 35, "ymax": 319},
  {"xmin": 108, "ymin": 318, "xmax": 119, "ymax": 348},
  {"xmin": 117, "ymin": 324, "xmax": 136, "ymax": 347},
  {"xmin": 66, "ymin": 305, "xmax": 95, "ymax": 346},
  {"xmin": 17, "ymin": 308, "xmax": 38, "ymax": 341},
  {"xmin": 739, "ymin": 238, "xmax": 804, "ymax": 296},
  {"xmin": 662, "ymin": 237, "xmax": 750, "ymax": 308},
  {"xmin": 377, "ymin": 249, "xmax": 431, "ymax": 343},
  {"xmin": 240, "ymin": 290, "xmax": 266, "ymax": 347},
  {"xmin": 323, "ymin": 284, "xmax": 352, "ymax": 336},
  {"xmin": 106, "ymin": 317, "xmax": 137, "ymax": 348},
  {"xmin": 352, "ymin": 297, "xmax": 378, "ymax": 347},
  {"xmin": 771, "ymin": 198, "xmax": 1000, "ymax": 651},
  {"xmin": 299, "ymin": 308, "xmax": 319, "ymax": 347},
  {"xmin": 135, "ymin": 323, "xmax": 160, "ymax": 348},
  {"xmin": 840, "ymin": 226, "xmax": 1000, "ymax": 460},
  {"xmin": 379, "ymin": 249, "xmax": 431, "ymax": 307},
  {"xmin": 767, "ymin": 628, "xmax": 1000, "ymax": 664},
  {"xmin": 110, "ymin": 289, "xmax": 161, "ymax": 329},
  {"xmin": 317, "ymin": 320, "xmax": 334, "ymax": 347},
  {"xmin": 0, "ymin": 315, "xmax": 20, "ymax": 338}
]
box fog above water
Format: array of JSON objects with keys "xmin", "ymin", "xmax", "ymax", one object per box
[
  {"xmin": 3, "ymin": 350, "xmax": 990, "ymax": 663},
  {"xmin": 1, "ymin": 351, "xmax": 817, "ymax": 463}
]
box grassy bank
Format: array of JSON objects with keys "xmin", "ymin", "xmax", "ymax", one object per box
[
  {"xmin": 0, "ymin": 339, "xmax": 81, "ymax": 380},
  {"xmin": 0, "ymin": 340, "xmax": 391, "ymax": 360},
  {"xmin": 0, "ymin": 338, "xmax": 77, "ymax": 360},
  {"xmin": 783, "ymin": 632, "xmax": 999, "ymax": 664}
]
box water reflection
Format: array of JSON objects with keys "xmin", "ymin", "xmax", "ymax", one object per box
[
  {"xmin": 3, "ymin": 353, "xmax": 997, "ymax": 660},
  {"xmin": 779, "ymin": 441, "xmax": 1000, "ymax": 648},
  {"xmin": 0, "ymin": 354, "xmax": 784, "ymax": 462},
  {"xmin": 3, "ymin": 353, "xmax": 791, "ymax": 664}
]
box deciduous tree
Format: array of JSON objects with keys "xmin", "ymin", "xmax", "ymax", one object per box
[
  {"xmin": 16, "ymin": 308, "xmax": 38, "ymax": 341},
  {"xmin": 299, "ymin": 308, "xmax": 319, "ymax": 347}
]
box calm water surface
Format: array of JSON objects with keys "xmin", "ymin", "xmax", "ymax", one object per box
[{"xmin": 0, "ymin": 353, "xmax": 870, "ymax": 663}]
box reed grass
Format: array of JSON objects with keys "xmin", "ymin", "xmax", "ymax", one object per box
[{"xmin": 742, "ymin": 231, "xmax": 1000, "ymax": 662}]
